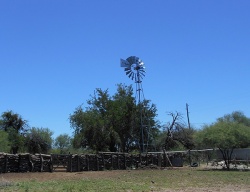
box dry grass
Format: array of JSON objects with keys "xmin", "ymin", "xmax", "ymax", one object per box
[{"xmin": 0, "ymin": 167, "xmax": 250, "ymax": 191}]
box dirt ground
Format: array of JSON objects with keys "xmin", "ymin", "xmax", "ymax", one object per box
[
  {"xmin": 1, "ymin": 171, "xmax": 121, "ymax": 182},
  {"xmin": 1, "ymin": 170, "xmax": 250, "ymax": 192}
]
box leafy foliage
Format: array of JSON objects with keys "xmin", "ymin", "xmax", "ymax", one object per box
[
  {"xmin": 0, "ymin": 111, "xmax": 28, "ymax": 133},
  {"xmin": 54, "ymin": 134, "xmax": 72, "ymax": 154},
  {"xmin": 0, "ymin": 111, "xmax": 28, "ymax": 153},
  {"xmin": 26, "ymin": 127, "xmax": 53, "ymax": 154},
  {"xmin": 217, "ymin": 111, "xmax": 250, "ymax": 126},
  {"xmin": 0, "ymin": 130, "xmax": 10, "ymax": 152},
  {"xmin": 194, "ymin": 111, "xmax": 250, "ymax": 170},
  {"xmin": 70, "ymin": 84, "xmax": 159, "ymax": 152}
]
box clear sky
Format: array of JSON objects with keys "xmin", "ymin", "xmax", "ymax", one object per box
[{"xmin": 1, "ymin": 0, "xmax": 249, "ymax": 138}]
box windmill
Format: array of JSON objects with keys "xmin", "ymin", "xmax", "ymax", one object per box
[{"xmin": 120, "ymin": 56, "xmax": 149, "ymax": 153}]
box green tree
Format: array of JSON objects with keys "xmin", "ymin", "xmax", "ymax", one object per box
[
  {"xmin": 54, "ymin": 134, "xmax": 72, "ymax": 154},
  {"xmin": 0, "ymin": 111, "xmax": 28, "ymax": 132},
  {"xmin": 110, "ymin": 84, "xmax": 137, "ymax": 152},
  {"xmin": 0, "ymin": 130, "xmax": 10, "ymax": 152},
  {"xmin": 70, "ymin": 84, "xmax": 159, "ymax": 152},
  {"xmin": 0, "ymin": 111, "xmax": 28, "ymax": 153},
  {"xmin": 195, "ymin": 112, "xmax": 250, "ymax": 170},
  {"xmin": 26, "ymin": 127, "xmax": 53, "ymax": 154},
  {"xmin": 217, "ymin": 111, "xmax": 250, "ymax": 126},
  {"xmin": 70, "ymin": 107, "xmax": 112, "ymax": 152},
  {"xmin": 111, "ymin": 84, "xmax": 159, "ymax": 152}
]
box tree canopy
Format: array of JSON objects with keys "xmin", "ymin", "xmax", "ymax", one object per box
[
  {"xmin": 0, "ymin": 111, "xmax": 28, "ymax": 153},
  {"xmin": 0, "ymin": 110, "xmax": 28, "ymax": 133},
  {"xmin": 70, "ymin": 84, "xmax": 159, "ymax": 152},
  {"xmin": 0, "ymin": 130, "xmax": 10, "ymax": 152},
  {"xmin": 195, "ymin": 111, "xmax": 250, "ymax": 170},
  {"xmin": 54, "ymin": 134, "xmax": 72, "ymax": 154},
  {"xmin": 26, "ymin": 127, "xmax": 54, "ymax": 154}
]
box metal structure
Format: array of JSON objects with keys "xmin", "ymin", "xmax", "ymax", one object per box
[{"xmin": 120, "ymin": 56, "xmax": 148, "ymax": 153}]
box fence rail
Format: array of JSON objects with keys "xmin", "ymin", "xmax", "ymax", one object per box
[{"xmin": 0, "ymin": 152, "xmax": 183, "ymax": 173}]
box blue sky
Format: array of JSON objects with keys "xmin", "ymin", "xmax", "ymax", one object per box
[{"xmin": 1, "ymin": 1, "xmax": 249, "ymax": 138}]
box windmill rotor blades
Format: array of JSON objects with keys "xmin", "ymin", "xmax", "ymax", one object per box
[
  {"xmin": 120, "ymin": 56, "xmax": 146, "ymax": 81},
  {"xmin": 140, "ymin": 70, "xmax": 146, "ymax": 74},
  {"xmin": 124, "ymin": 67, "xmax": 130, "ymax": 71},
  {"xmin": 126, "ymin": 70, "xmax": 131, "ymax": 75},
  {"xmin": 127, "ymin": 56, "xmax": 139, "ymax": 65},
  {"xmin": 120, "ymin": 59, "xmax": 130, "ymax": 68},
  {"xmin": 132, "ymin": 75, "xmax": 134, "ymax": 80},
  {"xmin": 139, "ymin": 72, "xmax": 145, "ymax": 77},
  {"xmin": 139, "ymin": 68, "xmax": 146, "ymax": 73},
  {"xmin": 128, "ymin": 72, "xmax": 134, "ymax": 79}
]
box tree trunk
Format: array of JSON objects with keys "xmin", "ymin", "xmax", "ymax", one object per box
[{"xmin": 219, "ymin": 148, "xmax": 234, "ymax": 170}]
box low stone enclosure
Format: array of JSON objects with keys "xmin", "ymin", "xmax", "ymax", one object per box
[
  {"xmin": 1, "ymin": 148, "xmax": 249, "ymax": 173},
  {"xmin": 0, "ymin": 152, "xmax": 183, "ymax": 173}
]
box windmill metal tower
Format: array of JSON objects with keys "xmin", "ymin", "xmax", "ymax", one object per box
[{"xmin": 120, "ymin": 56, "xmax": 149, "ymax": 153}]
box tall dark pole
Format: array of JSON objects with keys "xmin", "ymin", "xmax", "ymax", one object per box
[
  {"xmin": 186, "ymin": 103, "xmax": 191, "ymax": 129},
  {"xmin": 186, "ymin": 103, "xmax": 191, "ymax": 166}
]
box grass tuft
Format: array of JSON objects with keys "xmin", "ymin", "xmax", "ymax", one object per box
[{"xmin": 0, "ymin": 177, "xmax": 14, "ymax": 188}]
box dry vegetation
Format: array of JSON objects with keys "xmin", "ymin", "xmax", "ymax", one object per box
[{"xmin": 0, "ymin": 167, "xmax": 250, "ymax": 192}]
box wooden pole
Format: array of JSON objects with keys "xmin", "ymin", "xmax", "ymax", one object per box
[
  {"xmin": 28, "ymin": 154, "xmax": 33, "ymax": 172},
  {"xmin": 111, "ymin": 154, "xmax": 113, "ymax": 170},
  {"xmin": 186, "ymin": 103, "xmax": 191, "ymax": 129},
  {"xmin": 86, "ymin": 155, "xmax": 89, "ymax": 171},
  {"xmin": 4, "ymin": 154, "xmax": 8, "ymax": 173},
  {"xmin": 117, "ymin": 154, "xmax": 119, "ymax": 170},
  {"xmin": 124, "ymin": 154, "xmax": 126, "ymax": 170},
  {"xmin": 77, "ymin": 155, "xmax": 80, "ymax": 172},
  {"xmin": 158, "ymin": 153, "xmax": 162, "ymax": 167},
  {"xmin": 102, "ymin": 153, "xmax": 105, "ymax": 170},
  {"xmin": 40, "ymin": 154, "xmax": 43, "ymax": 172},
  {"xmin": 50, "ymin": 155, "xmax": 53, "ymax": 173},
  {"xmin": 96, "ymin": 155, "xmax": 99, "ymax": 171},
  {"xmin": 68, "ymin": 155, "xmax": 72, "ymax": 172}
]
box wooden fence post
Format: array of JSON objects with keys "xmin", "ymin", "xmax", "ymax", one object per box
[
  {"xmin": 139, "ymin": 153, "xmax": 142, "ymax": 168},
  {"xmin": 102, "ymin": 153, "xmax": 105, "ymax": 170},
  {"xmin": 158, "ymin": 154, "xmax": 162, "ymax": 167},
  {"xmin": 131, "ymin": 154, "xmax": 134, "ymax": 169},
  {"xmin": 40, "ymin": 154, "xmax": 43, "ymax": 172},
  {"xmin": 163, "ymin": 152, "xmax": 166, "ymax": 167},
  {"xmin": 68, "ymin": 154, "xmax": 72, "ymax": 172},
  {"xmin": 4, "ymin": 154, "xmax": 8, "ymax": 173},
  {"xmin": 50, "ymin": 154, "xmax": 53, "ymax": 173},
  {"xmin": 151, "ymin": 154, "xmax": 153, "ymax": 165},
  {"xmin": 18, "ymin": 154, "xmax": 21, "ymax": 172},
  {"xmin": 96, "ymin": 155, "xmax": 99, "ymax": 171},
  {"xmin": 124, "ymin": 154, "xmax": 126, "ymax": 170},
  {"xmin": 111, "ymin": 154, "xmax": 113, "ymax": 169},
  {"xmin": 117, "ymin": 154, "xmax": 119, "ymax": 170},
  {"xmin": 86, "ymin": 155, "xmax": 89, "ymax": 171},
  {"xmin": 28, "ymin": 154, "xmax": 33, "ymax": 172},
  {"xmin": 77, "ymin": 155, "xmax": 80, "ymax": 172}
]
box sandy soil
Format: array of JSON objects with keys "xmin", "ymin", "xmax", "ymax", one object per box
[{"xmin": 1, "ymin": 171, "xmax": 121, "ymax": 182}]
